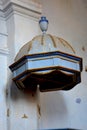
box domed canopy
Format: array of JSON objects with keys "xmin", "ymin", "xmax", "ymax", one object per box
[
  {"xmin": 15, "ymin": 34, "xmax": 75, "ymax": 61},
  {"xmin": 9, "ymin": 17, "xmax": 82, "ymax": 92}
]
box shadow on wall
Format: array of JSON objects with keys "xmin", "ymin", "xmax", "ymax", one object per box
[
  {"xmin": 40, "ymin": 91, "xmax": 68, "ymax": 127},
  {"xmin": 6, "ymin": 71, "xmax": 36, "ymax": 103},
  {"xmin": 10, "ymin": 79, "xmax": 37, "ymax": 102}
]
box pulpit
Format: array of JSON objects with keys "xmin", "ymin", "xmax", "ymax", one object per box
[{"xmin": 9, "ymin": 17, "xmax": 83, "ymax": 92}]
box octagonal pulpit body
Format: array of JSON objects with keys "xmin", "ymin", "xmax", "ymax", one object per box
[{"xmin": 9, "ymin": 34, "xmax": 82, "ymax": 92}]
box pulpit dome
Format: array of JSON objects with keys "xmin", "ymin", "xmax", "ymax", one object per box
[{"xmin": 15, "ymin": 34, "xmax": 75, "ymax": 61}]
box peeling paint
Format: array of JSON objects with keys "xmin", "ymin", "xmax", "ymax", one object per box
[
  {"xmin": 6, "ymin": 89, "xmax": 8, "ymax": 96},
  {"xmin": 85, "ymin": 66, "xmax": 87, "ymax": 72},
  {"xmin": 76, "ymin": 98, "xmax": 81, "ymax": 104},
  {"xmin": 7, "ymin": 108, "xmax": 10, "ymax": 117},
  {"xmin": 82, "ymin": 46, "xmax": 85, "ymax": 51},
  {"xmin": 22, "ymin": 114, "xmax": 28, "ymax": 119},
  {"xmin": 37, "ymin": 104, "xmax": 41, "ymax": 117}
]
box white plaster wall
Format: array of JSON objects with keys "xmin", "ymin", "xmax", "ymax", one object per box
[
  {"xmin": 0, "ymin": 4, "xmax": 9, "ymax": 129},
  {"xmin": 14, "ymin": 14, "xmax": 40, "ymax": 56},
  {"xmin": 0, "ymin": 0, "xmax": 87, "ymax": 130},
  {"xmin": 5, "ymin": 0, "xmax": 42, "ymax": 129},
  {"xmin": 0, "ymin": 53, "xmax": 8, "ymax": 130},
  {"xmin": 39, "ymin": 0, "xmax": 87, "ymax": 129},
  {"xmin": 0, "ymin": 0, "xmax": 41, "ymax": 130}
]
